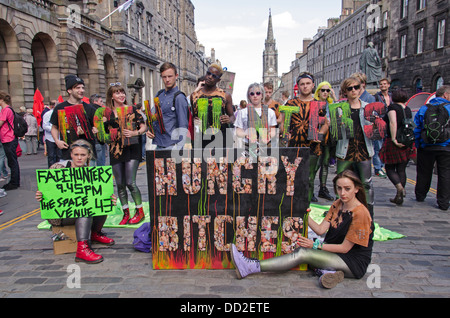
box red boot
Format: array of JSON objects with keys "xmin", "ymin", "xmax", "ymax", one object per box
[
  {"xmin": 119, "ymin": 208, "xmax": 130, "ymax": 225},
  {"xmin": 75, "ymin": 241, "xmax": 103, "ymax": 264},
  {"xmin": 129, "ymin": 206, "xmax": 145, "ymax": 224},
  {"xmin": 91, "ymin": 231, "xmax": 115, "ymax": 246}
]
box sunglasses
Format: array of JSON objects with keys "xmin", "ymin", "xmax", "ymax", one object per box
[
  {"xmin": 321, "ymin": 89, "xmax": 331, "ymax": 93},
  {"xmin": 206, "ymin": 71, "xmax": 221, "ymax": 80},
  {"xmin": 110, "ymin": 82, "xmax": 122, "ymax": 86},
  {"xmin": 346, "ymin": 85, "xmax": 361, "ymax": 92},
  {"xmin": 249, "ymin": 92, "xmax": 262, "ymax": 96}
]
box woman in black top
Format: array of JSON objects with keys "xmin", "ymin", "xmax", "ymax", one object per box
[
  {"xmin": 230, "ymin": 170, "xmax": 374, "ymax": 289},
  {"xmin": 104, "ymin": 84, "xmax": 147, "ymax": 225},
  {"xmin": 379, "ymin": 89, "xmax": 416, "ymax": 205}
]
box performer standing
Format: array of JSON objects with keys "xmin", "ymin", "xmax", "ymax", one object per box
[
  {"xmin": 234, "ymin": 83, "xmax": 277, "ymax": 155},
  {"xmin": 285, "ymin": 72, "xmax": 329, "ymax": 203},
  {"xmin": 190, "ymin": 64, "xmax": 235, "ymax": 148},
  {"xmin": 146, "ymin": 62, "xmax": 189, "ymax": 150},
  {"xmin": 50, "ymin": 75, "xmax": 97, "ymax": 161},
  {"xmin": 334, "ymin": 77, "xmax": 375, "ymax": 217},
  {"xmin": 104, "ymin": 83, "xmax": 147, "ymax": 225}
]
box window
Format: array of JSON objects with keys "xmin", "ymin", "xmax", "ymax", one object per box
[
  {"xmin": 437, "ymin": 19, "xmax": 445, "ymax": 49},
  {"xmin": 417, "ymin": 27, "xmax": 424, "ymax": 54},
  {"xmin": 415, "ymin": 78, "xmax": 423, "ymax": 93},
  {"xmin": 130, "ymin": 63, "xmax": 135, "ymax": 77},
  {"xmin": 383, "ymin": 11, "xmax": 388, "ymax": 28},
  {"xmin": 436, "ymin": 76, "xmax": 444, "ymax": 90},
  {"xmin": 417, "ymin": 0, "xmax": 426, "ymax": 10},
  {"xmin": 382, "ymin": 41, "xmax": 386, "ymax": 58},
  {"xmin": 401, "ymin": 0, "xmax": 408, "ymax": 19},
  {"xmin": 400, "ymin": 34, "xmax": 407, "ymax": 58}
]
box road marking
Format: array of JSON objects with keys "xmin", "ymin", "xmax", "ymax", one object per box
[
  {"xmin": 0, "ymin": 208, "xmax": 41, "ymax": 231},
  {"xmin": 407, "ymin": 178, "xmax": 437, "ymax": 194}
]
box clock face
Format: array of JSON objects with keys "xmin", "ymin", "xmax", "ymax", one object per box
[{"xmin": 269, "ymin": 67, "xmax": 274, "ymax": 72}]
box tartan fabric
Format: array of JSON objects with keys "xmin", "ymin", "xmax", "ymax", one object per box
[{"xmin": 379, "ymin": 138, "xmax": 416, "ymax": 164}]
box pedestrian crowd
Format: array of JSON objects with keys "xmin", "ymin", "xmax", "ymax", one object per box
[{"xmin": 0, "ymin": 63, "xmax": 449, "ymax": 289}]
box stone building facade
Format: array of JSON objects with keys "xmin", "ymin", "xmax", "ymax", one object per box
[
  {"xmin": 383, "ymin": 0, "xmax": 449, "ymax": 95},
  {"xmin": 307, "ymin": 1, "xmax": 371, "ymax": 96},
  {"xmin": 0, "ymin": 0, "xmax": 210, "ymax": 110},
  {"xmin": 296, "ymin": 0, "xmax": 448, "ymax": 97}
]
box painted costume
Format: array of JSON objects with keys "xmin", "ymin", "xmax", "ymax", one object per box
[{"xmin": 191, "ymin": 88, "xmax": 229, "ymax": 148}]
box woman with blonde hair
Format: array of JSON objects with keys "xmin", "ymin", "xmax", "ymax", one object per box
[
  {"xmin": 103, "ymin": 83, "xmax": 147, "ymax": 225},
  {"xmin": 311, "ymin": 81, "xmax": 337, "ymax": 201},
  {"xmin": 36, "ymin": 139, "xmax": 116, "ymax": 264},
  {"xmin": 335, "ymin": 77, "xmax": 375, "ymax": 217}
]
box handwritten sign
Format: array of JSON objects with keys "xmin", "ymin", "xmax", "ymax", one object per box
[
  {"xmin": 37, "ymin": 166, "xmax": 115, "ymax": 219},
  {"xmin": 147, "ymin": 148, "xmax": 310, "ymax": 270}
]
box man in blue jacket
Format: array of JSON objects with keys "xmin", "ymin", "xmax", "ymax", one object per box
[
  {"xmin": 147, "ymin": 62, "xmax": 189, "ymax": 150},
  {"xmin": 414, "ymin": 85, "xmax": 450, "ymax": 211}
]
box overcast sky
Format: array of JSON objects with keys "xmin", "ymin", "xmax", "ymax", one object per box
[{"xmin": 191, "ymin": 0, "xmax": 343, "ymax": 103}]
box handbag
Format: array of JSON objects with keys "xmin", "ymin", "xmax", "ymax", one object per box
[{"xmin": 16, "ymin": 142, "xmax": 22, "ymax": 157}]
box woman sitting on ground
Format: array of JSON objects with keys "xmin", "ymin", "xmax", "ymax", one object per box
[
  {"xmin": 36, "ymin": 139, "xmax": 116, "ymax": 264},
  {"xmin": 230, "ymin": 169, "xmax": 374, "ymax": 289}
]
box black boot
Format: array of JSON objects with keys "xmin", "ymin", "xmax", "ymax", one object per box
[{"xmin": 318, "ymin": 185, "xmax": 334, "ymax": 201}]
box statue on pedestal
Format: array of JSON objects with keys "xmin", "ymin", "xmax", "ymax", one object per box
[{"xmin": 359, "ymin": 42, "xmax": 383, "ymax": 85}]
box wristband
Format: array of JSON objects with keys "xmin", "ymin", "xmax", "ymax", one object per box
[{"xmin": 312, "ymin": 240, "xmax": 323, "ymax": 250}]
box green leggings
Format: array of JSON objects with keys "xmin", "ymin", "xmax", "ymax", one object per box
[{"xmin": 260, "ymin": 247, "xmax": 354, "ymax": 278}]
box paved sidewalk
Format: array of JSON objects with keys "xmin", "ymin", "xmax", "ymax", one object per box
[{"xmin": 0, "ymin": 151, "xmax": 449, "ymax": 299}]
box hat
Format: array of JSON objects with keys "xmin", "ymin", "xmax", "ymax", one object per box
[{"xmin": 65, "ymin": 75, "xmax": 84, "ymax": 91}]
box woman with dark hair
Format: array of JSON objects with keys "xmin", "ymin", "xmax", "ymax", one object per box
[
  {"xmin": 230, "ymin": 170, "xmax": 374, "ymax": 289},
  {"xmin": 379, "ymin": 89, "xmax": 416, "ymax": 205},
  {"xmin": 104, "ymin": 83, "xmax": 147, "ymax": 225}
]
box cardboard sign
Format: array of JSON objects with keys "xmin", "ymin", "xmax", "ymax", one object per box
[
  {"xmin": 116, "ymin": 106, "xmax": 140, "ymax": 146},
  {"xmin": 37, "ymin": 166, "xmax": 115, "ymax": 219},
  {"xmin": 217, "ymin": 70, "xmax": 235, "ymax": 96},
  {"xmin": 57, "ymin": 104, "xmax": 94, "ymax": 144},
  {"xmin": 328, "ymin": 102, "xmax": 354, "ymax": 141},
  {"xmin": 147, "ymin": 148, "xmax": 310, "ymax": 270}
]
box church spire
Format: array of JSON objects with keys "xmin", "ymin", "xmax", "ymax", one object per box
[
  {"xmin": 263, "ymin": 8, "xmax": 278, "ymax": 86},
  {"xmin": 266, "ymin": 8, "xmax": 275, "ymax": 43}
]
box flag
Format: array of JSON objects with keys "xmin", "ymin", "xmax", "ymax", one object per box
[
  {"xmin": 58, "ymin": 95, "xmax": 64, "ymax": 103},
  {"xmin": 33, "ymin": 88, "xmax": 45, "ymax": 127},
  {"xmin": 118, "ymin": 0, "xmax": 135, "ymax": 12}
]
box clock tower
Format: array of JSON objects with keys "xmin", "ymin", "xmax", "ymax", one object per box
[{"xmin": 263, "ymin": 9, "xmax": 278, "ymax": 87}]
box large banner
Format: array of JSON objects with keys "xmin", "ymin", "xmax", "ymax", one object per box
[
  {"xmin": 37, "ymin": 166, "xmax": 115, "ymax": 219},
  {"xmin": 147, "ymin": 148, "xmax": 310, "ymax": 270}
]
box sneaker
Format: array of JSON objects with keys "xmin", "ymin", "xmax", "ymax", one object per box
[
  {"xmin": 317, "ymin": 270, "xmax": 345, "ymax": 289},
  {"xmin": 0, "ymin": 189, "xmax": 6, "ymax": 198},
  {"xmin": 230, "ymin": 244, "xmax": 260, "ymax": 279},
  {"xmin": 375, "ymin": 170, "xmax": 387, "ymax": 178}
]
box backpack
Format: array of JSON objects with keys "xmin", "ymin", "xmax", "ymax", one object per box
[
  {"xmin": 6, "ymin": 107, "xmax": 28, "ymax": 138},
  {"xmin": 396, "ymin": 106, "xmax": 416, "ymax": 148},
  {"xmin": 155, "ymin": 89, "xmax": 193, "ymax": 138},
  {"xmin": 133, "ymin": 222, "xmax": 152, "ymax": 253},
  {"xmin": 421, "ymin": 103, "xmax": 450, "ymax": 144}
]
